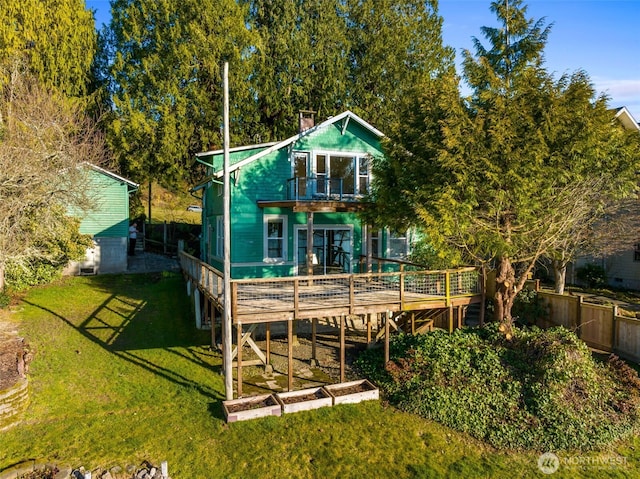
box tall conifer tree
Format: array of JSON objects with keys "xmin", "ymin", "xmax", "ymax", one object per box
[
  {"xmin": 245, "ymin": 0, "xmax": 350, "ymax": 141},
  {"xmin": 107, "ymin": 0, "xmax": 256, "ymax": 186},
  {"xmin": 370, "ymin": 0, "xmax": 640, "ymax": 334},
  {"xmin": 0, "ymin": 0, "xmax": 96, "ymax": 98},
  {"xmin": 347, "ymin": 0, "xmax": 454, "ymax": 131}
]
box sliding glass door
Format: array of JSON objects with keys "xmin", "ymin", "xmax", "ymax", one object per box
[{"xmin": 296, "ymin": 227, "xmax": 352, "ymax": 274}]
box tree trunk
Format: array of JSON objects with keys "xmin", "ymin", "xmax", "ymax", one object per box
[
  {"xmin": 494, "ymin": 256, "xmax": 518, "ymax": 338},
  {"xmin": 0, "ymin": 262, "xmax": 5, "ymax": 292},
  {"xmin": 552, "ymin": 259, "xmax": 567, "ymax": 294}
]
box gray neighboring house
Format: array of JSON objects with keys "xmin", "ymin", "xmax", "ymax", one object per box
[
  {"xmin": 66, "ymin": 164, "xmax": 138, "ymax": 275},
  {"xmin": 571, "ymin": 107, "xmax": 640, "ymax": 289}
]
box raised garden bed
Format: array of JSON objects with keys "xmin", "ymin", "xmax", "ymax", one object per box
[
  {"xmin": 223, "ymin": 394, "xmax": 281, "ymax": 423},
  {"xmin": 324, "ymin": 379, "xmax": 379, "ymax": 405},
  {"xmin": 276, "ymin": 387, "xmax": 332, "ymax": 414}
]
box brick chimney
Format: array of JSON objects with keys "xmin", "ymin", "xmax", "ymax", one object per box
[{"xmin": 299, "ymin": 110, "xmax": 316, "ymax": 133}]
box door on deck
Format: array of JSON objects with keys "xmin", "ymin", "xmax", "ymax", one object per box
[{"xmin": 296, "ymin": 227, "xmax": 352, "ymax": 275}]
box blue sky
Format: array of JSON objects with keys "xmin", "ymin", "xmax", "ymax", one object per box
[
  {"xmin": 87, "ymin": 0, "xmax": 640, "ymax": 121},
  {"xmin": 439, "ymin": 1, "xmax": 640, "ymax": 121}
]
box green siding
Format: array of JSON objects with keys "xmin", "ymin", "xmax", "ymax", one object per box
[
  {"xmin": 201, "ymin": 115, "xmax": 384, "ymax": 279},
  {"xmin": 78, "ymin": 169, "xmax": 130, "ymax": 237}
]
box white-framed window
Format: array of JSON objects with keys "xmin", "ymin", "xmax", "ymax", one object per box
[
  {"xmin": 387, "ymin": 229, "xmax": 410, "ymax": 259},
  {"xmin": 358, "ymin": 156, "xmax": 370, "ymax": 195},
  {"xmin": 370, "ymin": 228, "xmax": 381, "ymax": 257},
  {"xmin": 216, "ymin": 183, "xmax": 223, "ymax": 197},
  {"xmin": 264, "ymin": 215, "xmax": 287, "ymax": 261},
  {"xmin": 312, "ymin": 151, "xmax": 371, "ymax": 197},
  {"xmin": 292, "ymin": 152, "xmax": 310, "ymax": 198},
  {"xmin": 215, "ymin": 216, "xmax": 224, "ymax": 258}
]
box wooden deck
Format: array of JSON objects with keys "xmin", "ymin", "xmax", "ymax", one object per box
[
  {"xmin": 179, "ymin": 252, "xmax": 482, "ymax": 324},
  {"xmin": 180, "ymin": 251, "xmax": 484, "ymax": 397}
]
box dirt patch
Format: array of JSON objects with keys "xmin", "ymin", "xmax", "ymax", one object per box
[
  {"xmin": 0, "ymin": 321, "xmax": 24, "ymax": 391},
  {"xmin": 278, "ymin": 389, "xmax": 327, "ymax": 404},
  {"xmin": 237, "ymin": 331, "xmax": 372, "ymax": 391},
  {"xmin": 225, "ymin": 395, "xmax": 279, "ymax": 413}
]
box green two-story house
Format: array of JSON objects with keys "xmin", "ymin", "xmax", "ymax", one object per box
[{"xmin": 194, "ymin": 111, "xmax": 413, "ymax": 279}]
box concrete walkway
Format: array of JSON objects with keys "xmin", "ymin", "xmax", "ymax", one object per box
[{"xmin": 126, "ymin": 251, "xmax": 180, "ymax": 274}]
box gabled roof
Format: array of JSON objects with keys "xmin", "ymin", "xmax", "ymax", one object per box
[
  {"xmin": 614, "ymin": 106, "xmax": 640, "ymax": 132},
  {"xmin": 85, "ymin": 162, "xmax": 139, "ymax": 192},
  {"xmin": 196, "ymin": 110, "xmax": 384, "ymax": 179}
]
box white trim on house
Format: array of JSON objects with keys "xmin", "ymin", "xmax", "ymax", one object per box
[
  {"xmin": 198, "ymin": 111, "xmax": 384, "ymax": 179},
  {"xmin": 195, "ymin": 141, "xmax": 280, "ymax": 159},
  {"xmin": 263, "ymin": 214, "xmax": 288, "ymax": 262},
  {"xmin": 386, "ymin": 228, "xmax": 411, "ymax": 260},
  {"xmin": 614, "ymin": 107, "xmax": 640, "ymax": 132},
  {"xmin": 84, "ymin": 163, "xmax": 139, "ymax": 191}
]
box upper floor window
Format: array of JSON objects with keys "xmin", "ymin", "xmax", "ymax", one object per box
[{"xmin": 292, "ymin": 151, "xmax": 371, "ymax": 198}]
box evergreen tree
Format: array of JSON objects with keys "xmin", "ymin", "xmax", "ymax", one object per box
[
  {"xmin": 346, "ymin": 0, "xmax": 454, "ymax": 131},
  {"xmin": 370, "ymin": 0, "xmax": 640, "ymax": 335},
  {"xmin": 0, "ymin": 0, "xmax": 96, "ymax": 98},
  {"xmin": 244, "ymin": 0, "xmax": 350, "ymax": 141},
  {"xmin": 107, "ymin": 0, "xmax": 256, "ymax": 187}
]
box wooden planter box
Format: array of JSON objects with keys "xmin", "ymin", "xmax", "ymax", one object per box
[
  {"xmin": 324, "ymin": 379, "xmax": 379, "ymax": 405},
  {"xmin": 223, "ymin": 394, "xmax": 281, "ymax": 423},
  {"xmin": 276, "ymin": 387, "xmax": 333, "ymax": 414}
]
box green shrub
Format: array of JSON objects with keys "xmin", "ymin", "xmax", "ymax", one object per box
[
  {"xmin": 576, "ymin": 263, "xmax": 607, "ymax": 288},
  {"xmin": 0, "ymin": 289, "xmax": 10, "ymax": 308},
  {"xmin": 355, "ymin": 325, "xmax": 640, "ymax": 451},
  {"xmin": 512, "ymin": 289, "xmax": 549, "ymax": 326},
  {"xmin": 5, "ymin": 261, "xmax": 63, "ymax": 290}
]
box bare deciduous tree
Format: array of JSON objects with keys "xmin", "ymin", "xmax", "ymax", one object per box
[{"xmin": 0, "ymin": 65, "xmax": 107, "ymax": 290}]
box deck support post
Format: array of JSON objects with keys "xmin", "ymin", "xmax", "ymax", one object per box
[
  {"xmin": 194, "ymin": 288, "xmax": 201, "ymax": 329},
  {"xmin": 237, "ymin": 322, "xmax": 243, "ymax": 397},
  {"xmin": 204, "ymin": 296, "xmax": 210, "ymax": 328},
  {"xmin": 340, "ymin": 315, "xmax": 346, "ymax": 383},
  {"xmin": 288, "ymin": 320, "xmax": 293, "ymax": 391},
  {"xmin": 448, "ymin": 305, "xmax": 454, "ymax": 333},
  {"xmin": 265, "ymin": 322, "xmax": 271, "ymax": 365},
  {"xmin": 366, "ymin": 313, "xmax": 372, "ymax": 345},
  {"xmin": 210, "ymin": 300, "xmax": 216, "ymax": 349},
  {"xmin": 311, "ymin": 318, "xmax": 318, "ymax": 366},
  {"xmin": 384, "ymin": 311, "xmax": 390, "ymax": 364}
]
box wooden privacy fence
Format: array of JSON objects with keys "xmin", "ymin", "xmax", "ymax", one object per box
[{"xmin": 538, "ymin": 291, "xmax": 640, "ymax": 363}]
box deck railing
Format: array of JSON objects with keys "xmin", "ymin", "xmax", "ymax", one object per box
[
  {"xmin": 286, "ymin": 176, "xmax": 364, "ymax": 201},
  {"xmin": 179, "ymin": 251, "xmax": 481, "ymax": 323}
]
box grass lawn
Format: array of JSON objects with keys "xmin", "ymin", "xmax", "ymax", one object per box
[{"xmin": 1, "ymin": 272, "xmax": 638, "ymax": 478}]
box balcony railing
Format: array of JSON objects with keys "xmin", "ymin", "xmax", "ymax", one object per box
[{"xmin": 287, "ymin": 177, "xmax": 362, "ymax": 201}]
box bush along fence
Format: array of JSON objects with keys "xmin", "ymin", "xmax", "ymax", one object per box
[{"xmin": 535, "ymin": 290, "xmax": 640, "ymax": 363}]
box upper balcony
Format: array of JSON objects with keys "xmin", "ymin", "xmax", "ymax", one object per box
[
  {"xmin": 286, "ymin": 176, "xmax": 366, "ymax": 202},
  {"xmin": 257, "ymin": 176, "xmax": 369, "ymax": 213}
]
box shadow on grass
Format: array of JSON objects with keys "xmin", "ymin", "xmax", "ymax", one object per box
[{"xmin": 22, "ymin": 273, "xmax": 225, "ymax": 406}]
